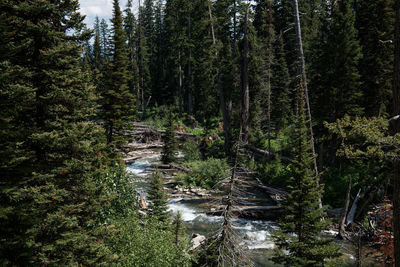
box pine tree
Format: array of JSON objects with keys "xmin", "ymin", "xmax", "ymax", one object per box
[
  {"xmin": 137, "ymin": 3, "xmax": 152, "ymax": 118},
  {"xmin": 313, "ymin": 0, "xmax": 363, "ymax": 129},
  {"xmin": 102, "ymin": 0, "xmax": 136, "ymax": 149},
  {"xmin": 161, "ymin": 110, "xmax": 178, "ymax": 164},
  {"xmin": 356, "ymin": 0, "xmax": 394, "ymax": 117},
  {"xmin": 124, "ymin": 0, "xmax": 139, "ymax": 96},
  {"xmin": 172, "ymin": 211, "xmax": 185, "ymax": 245},
  {"xmin": 272, "ymin": 84, "xmax": 340, "ymax": 266},
  {"xmin": 0, "ymin": 0, "xmax": 113, "ymax": 264},
  {"xmin": 271, "ymin": 35, "xmax": 292, "ymax": 131},
  {"xmin": 148, "ymin": 169, "xmax": 171, "ymax": 223},
  {"xmin": 93, "ymin": 16, "xmax": 103, "ymax": 71}
]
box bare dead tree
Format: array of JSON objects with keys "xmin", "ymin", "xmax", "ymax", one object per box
[
  {"xmin": 392, "ymin": 0, "xmax": 400, "ymax": 264},
  {"xmin": 293, "ymin": 0, "xmax": 322, "ymax": 209},
  {"xmin": 205, "ymin": 134, "xmax": 249, "ymax": 267}
]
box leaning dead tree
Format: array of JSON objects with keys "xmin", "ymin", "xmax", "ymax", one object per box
[
  {"xmin": 293, "ymin": 0, "xmax": 318, "ymax": 177},
  {"xmin": 392, "ymin": 0, "xmax": 400, "ymax": 264},
  {"xmin": 201, "ymin": 132, "xmax": 249, "ymax": 266},
  {"xmin": 293, "ymin": 0, "xmax": 322, "ymax": 209}
]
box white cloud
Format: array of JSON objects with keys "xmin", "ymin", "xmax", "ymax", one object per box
[{"xmin": 79, "ymin": 0, "xmax": 130, "ymax": 28}]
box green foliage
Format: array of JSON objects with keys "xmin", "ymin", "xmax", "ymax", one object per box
[
  {"xmin": 171, "ymin": 211, "xmax": 186, "ymax": 245},
  {"xmin": 162, "ymin": 110, "xmax": 178, "ymax": 164},
  {"xmin": 0, "ymin": 1, "xmax": 114, "ymax": 264},
  {"xmin": 272, "ymin": 88, "xmax": 340, "ymax": 266},
  {"xmin": 100, "ymin": 163, "xmax": 137, "ymax": 219},
  {"xmin": 148, "ymin": 169, "xmax": 171, "ymax": 224},
  {"xmin": 182, "ymin": 140, "xmax": 201, "ymax": 161},
  {"xmin": 106, "ymin": 216, "xmax": 191, "ymax": 267},
  {"xmin": 179, "ymin": 158, "xmax": 229, "ymax": 189},
  {"xmin": 255, "ymin": 157, "xmax": 292, "ymax": 189},
  {"xmin": 102, "ymin": 0, "xmax": 136, "ymax": 149},
  {"xmin": 325, "ymin": 116, "xmax": 400, "ymax": 159}
]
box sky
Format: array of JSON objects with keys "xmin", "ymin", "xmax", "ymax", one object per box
[{"xmin": 79, "ymin": 0, "xmax": 137, "ymax": 28}]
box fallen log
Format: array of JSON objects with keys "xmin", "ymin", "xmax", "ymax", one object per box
[
  {"xmin": 244, "ymin": 144, "xmax": 292, "ymax": 163},
  {"xmin": 206, "ymin": 205, "xmax": 284, "ymax": 220}
]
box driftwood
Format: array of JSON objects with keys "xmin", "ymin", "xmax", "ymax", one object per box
[
  {"xmin": 244, "ymin": 144, "xmax": 292, "ymax": 162},
  {"xmin": 155, "ymin": 164, "xmax": 191, "ymax": 173},
  {"xmin": 206, "ymin": 205, "xmax": 283, "ymax": 220}
]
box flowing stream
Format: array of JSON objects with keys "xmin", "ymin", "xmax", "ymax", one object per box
[{"xmin": 127, "ymin": 152, "xmax": 373, "ymax": 267}]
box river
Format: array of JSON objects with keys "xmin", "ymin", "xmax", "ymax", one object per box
[{"xmin": 127, "ymin": 152, "xmax": 375, "ymax": 266}]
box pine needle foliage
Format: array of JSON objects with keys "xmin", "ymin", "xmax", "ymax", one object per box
[
  {"xmin": 148, "ymin": 169, "xmax": 171, "ymax": 224},
  {"xmin": 0, "ymin": 0, "xmax": 113, "ymax": 264},
  {"xmin": 102, "ymin": 0, "xmax": 136, "ymax": 150},
  {"xmin": 272, "ymin": 84, "xmax": 340, "ymax": 266}
]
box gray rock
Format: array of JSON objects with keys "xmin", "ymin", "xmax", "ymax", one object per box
[{"xmin": 190, "ymin": 234, "xmax": 206, "ymax": 251}]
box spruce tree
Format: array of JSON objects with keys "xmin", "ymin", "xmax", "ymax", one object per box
[
  {"xmin": 124, "ymin": 0, "xmax": 140, "ymax": 96},
  {"xmin": 272, "ymin": 84, "xmax": 340, "ymax": 266},
  {"xmin": 161, "ymin": 110, "xmax": 178, "ymax": 164},
  {"xmin": 172, "ymin": 211, "xmax": 185, "ymax": 245},
  {"xmin": 148, "ymin": 169, "xmax": 171, "ymax": 223},
  {"xmin": 356, "ymin": 0, "xmax": 394, "ymax": 117},
  {"xmin": 313, "ymin": 0, "xmax": 363, "ymax": 129},
  {"xmin": 102, "ymin": 0, "xmax": 136, "ymax": 149},
  {"xmin": 0, "ymin": 0, "xmax": 113, "ymax": 264}
]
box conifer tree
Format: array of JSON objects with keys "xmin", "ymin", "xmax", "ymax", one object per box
[
  {"xmin": 137, "ymin": 3, "xmax": 152, "ymax": 118},
  {"xmin": 172, "ymin": 211, "xmax": 185, "ymax": 245},
  {"xmin": 356, "ymin": 0, "xmax": 394, "ymax": 117},
  {"xmin": 102, "ymin": 0, "xmax": 136, "ymax": 149},
  {"xmin": 161, "ymin": 110, "xmax": 178, "ymax": 164},
  {"xmin": 271, "ymin": 35, "xmax": 292, "ymax": 131},
  {"xmin": 313, "ymin": 0, "xmax": 363, "ymax": 129},
  {"xmin": 272, "ymin": 84, "xmax": 340, "ymax": 266},
  {"xmin": 124, "ymin": 0, "xmax": 139, "ymax": 96},
  {"xmin": 148, "ymin": 169, "xmax": 171, "ymax": 223},
  {"xmin": 93, "ymin": 16, "xmax": 103, "ymax": 71},
  {"xmin": 0, "ymin": 0, "xmax": 113, "ymax": 264}
]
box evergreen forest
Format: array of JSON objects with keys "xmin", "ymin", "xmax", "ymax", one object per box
[{"xmin": 1, "ymin": 0, "xmax": 400, "ymax": 266}]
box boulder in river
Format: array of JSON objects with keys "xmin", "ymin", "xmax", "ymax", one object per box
[
  {"xmin": 244, "ymin": 232, "xmax": 257, "ymax": 241},
  {"xmin": 190, "ymin": 233, "xmax": 206, "ymax": 251}
]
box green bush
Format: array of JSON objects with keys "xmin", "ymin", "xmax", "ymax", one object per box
[
  {"xmin": 255, "ymin": 157, "xmax": 292, "ymax": 189},
  {"xmin": 107, "ymin": 216, "xmax": 191, "ymax": 267},
  {"xmin": 180, "ymin": 158, "xmax": 230, "ymax": 189},
  {"xmin": 182, "ymin": 140, "xmax": 201, "ymax": 161}
]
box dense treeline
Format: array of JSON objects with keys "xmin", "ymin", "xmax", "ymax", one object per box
[{"xmin": 1, "ymin": 0, "xmax": 399, "ymax": 265}]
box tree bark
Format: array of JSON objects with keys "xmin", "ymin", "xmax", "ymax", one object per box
[
  {"xmin": 392, "ymin": 0, "xmax": 400, "ymax": 264},
  {"xmin": 241, "ymin": 6, "xmax": 250, "ymax": 144},
  {"xmin": 208, "ymin": 2, "xmax": 232, "ymax": 156},
  {"xmin": 293, "ymin": 0, "xmax": 318, "ymax": 177},
  {"xmin": 294, "ymin": 0, "xmax": 321, "ymax": 209},
  {"xmin": 339, "ymin": 176, "xmax": 352, "ymax": 239},
  {"xmin": 187, "ymin": 13, "xmax": 193, "ymax": 115},
  {"xmin": 178, "ymin": 52, "xmax": 183, "ymax": 116}
]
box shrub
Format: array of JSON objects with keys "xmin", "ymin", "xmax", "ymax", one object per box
[
  {"xmin": 181, "ymin": 158, "xmax": 230, "ymax": 189},
  {"xmin": 182, "ymin": 140, "xmax": 201, "ymax": 161},
  {"xmin": 255, "ymin": 156, "xmax": 292, "ymax": 189}
]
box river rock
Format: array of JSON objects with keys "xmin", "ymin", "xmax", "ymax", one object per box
[
  {"xmin": 244, "ymin": 232, "xmax": 257, "ymax": 241},
  {"xmin": 190, "ymin": 234, "xmax": 206, "ymax": 251}
]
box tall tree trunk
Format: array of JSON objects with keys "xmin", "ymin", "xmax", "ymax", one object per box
[
  {"xmin": 187, "ymin": 14, "xmax": 193, "ymax": 115},
  {"xmin": 392, "ymin": 0, "xmax": 400, "ymax": 265},
  {"xmin": 293, "ymin": 0, "xmax": 318, "ymax": 176},
  {"xmin": 339, "ymin": 175, "xmax": 351, "ymax": 239},
  {"xmin": 294, "ymin": 0, "xmax": 321, "ymax": 208},
  {"xmin": 208, "ymin": 2, "xmax": 232, "ymax": 156},
  {"xmin": 241, "ymin": 6, "xmax": 250, "ymax": 145},
  {"xmin": 178, "ymin": 51, "xmax": 183, "ymax": 117}
]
